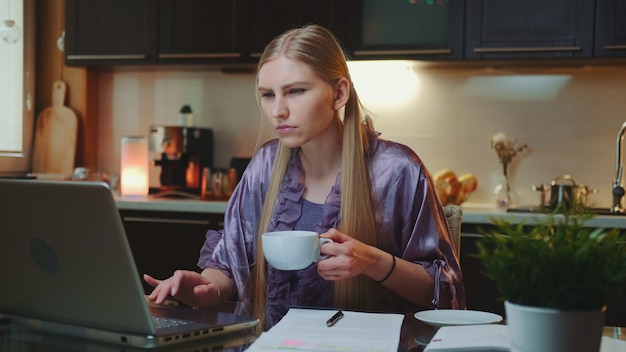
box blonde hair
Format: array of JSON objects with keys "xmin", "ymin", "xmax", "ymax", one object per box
[{"xmin": 253, "ymin": 25, "xmax": 379, "ymax": 312}]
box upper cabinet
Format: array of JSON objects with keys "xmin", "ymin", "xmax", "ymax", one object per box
[
  {"xmin": 65, "ymin": 0, "xmax": 245, "ymax": 66},
  {"xmin": 595, "ymin": 0, "xmax": 626, "ymax": 57},
  {"xmin": 246, "ymin": 0, "xmax": 348, "ymax": 60},
  {"xmin": 65, "ymin": 0, "xmax": 158, "ymax": 66},
  {"xmin": 345, "ymin": 0, "xmax": 465, "ymax": 61},
  {"xmin": 65, "ymin": 0, "xmax": 626, "ymax": 66},
  {"xmin": 65, "ymin": 0, "xmax": 343, "ymax": 66},
  {"xmin": 157, "ymin": 0, "xmax": 245, "ymax": 64},
  {"xmin": 464, "ymin": 0, "xmax": 595, "ymax": 60}
]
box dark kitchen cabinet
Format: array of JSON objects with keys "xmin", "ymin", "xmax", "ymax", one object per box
[
  {"xmin": 119, "ymin": 210, "xmax": 224, "ymax": 294},
  {"xmin": 464, "ymin": 0, "xmax": 595, "ymax": 60},
  {"xmin": 459, "ymin": 232, "xmax": 505, "ymax": 317},
  {"xmin": 65, "ymin": 0, "xmax": 626, "ymax": 66},
  {"xmin": 65, "ymin": 0, "xmax": 245, "ymax": 66},
  {"xmin": 65, "ymin": 0, "xmax": 158, "ymax": 66},
  {"xmin": 245, "ymin": 0, "xmax": 348, "ymax": 60},
  {"xmin": 157, "ymin": 0, "xmax": 245, "ymax": 64},
  {"xmin": 595, "ymin": 0, "xmax": 626, "ymax": 57},
  {"xmin": 345, "ymin": 0, "xmax": 465, "ymax": 61}
]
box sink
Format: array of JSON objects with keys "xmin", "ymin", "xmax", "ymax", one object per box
[{"xmin": 507, "ymin": 206, "xmax": 626, "ymax": 216}]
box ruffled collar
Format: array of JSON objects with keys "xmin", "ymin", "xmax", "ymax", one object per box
[
  {"xmin": 267, "ymin": 132, "xmax": 380, "ymax": 233},
  {"xmin": 267, "ymin": 149, "xmax": 342, "ymax": 233}
]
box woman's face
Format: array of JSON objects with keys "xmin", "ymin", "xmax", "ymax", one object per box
[{"xmin": 258, "ymin": 55, "xmax": 340, "ymax": 149}]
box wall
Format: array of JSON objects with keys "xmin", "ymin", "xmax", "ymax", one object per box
[
  {"xmin": 94, "ymin": 61, "xmax": 626, "ymax": 209},
  {"xmin": 35, "ymin": 0, "xmax": 99, "ymax": 169}
]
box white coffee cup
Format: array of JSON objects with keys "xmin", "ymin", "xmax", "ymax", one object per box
[{"xmin": 261, "ymin": 230, "xmax": 333, "ymax": 271}]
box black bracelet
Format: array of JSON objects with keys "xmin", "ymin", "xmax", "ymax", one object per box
[{"xmin": 376, "ymin": 253, "xmax": 396, "ymax": 284}]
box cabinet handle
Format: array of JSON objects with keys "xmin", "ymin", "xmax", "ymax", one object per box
[
  {"xmin": 353, "ymin": 49, "xmax": 453, "ymax": 56},
  {"xmin": 604, "ymin": 45, "xmax": 626, "ymax": 51},
  {"xmin": 123, "ymin": 216, "xmax": 212, "ymax": 226},
  {"xmin": 66, "ymin": 54, "xmax": 147, "ymax": 60},
  {"xmin": 159, "ymin": 53, "xmax": 241, "ymax": 59},
  {"xmin": 473, "ymin": 46, "xmax": 581, "ymax": 53}
]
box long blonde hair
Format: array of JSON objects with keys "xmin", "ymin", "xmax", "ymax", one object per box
[{"xmin": 253, "ymin": 25, "xmax": 379, "ymax": 312}]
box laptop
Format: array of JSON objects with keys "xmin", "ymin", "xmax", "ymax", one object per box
[{"xmin": 0, "ymin": 179, "xmax": 259, "ymax": 348}]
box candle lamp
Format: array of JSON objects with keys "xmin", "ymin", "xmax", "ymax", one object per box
[{"xmin": 120, "ymin": 136, "xmax": 148, "ymax": 196}]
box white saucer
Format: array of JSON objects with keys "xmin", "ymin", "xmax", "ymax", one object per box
[{"xmin": 414, "ymin": 309, "xmax": 503, "ymax": 327}]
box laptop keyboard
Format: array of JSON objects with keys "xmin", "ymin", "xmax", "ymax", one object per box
[{"xmin": 152, "ymin": 316, "xmax": 195, "ymax": 330}]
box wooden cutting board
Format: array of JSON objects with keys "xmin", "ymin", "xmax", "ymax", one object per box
[{"xmin": 32, "ymin": 81, "xmax": 78, "ymax": 176}]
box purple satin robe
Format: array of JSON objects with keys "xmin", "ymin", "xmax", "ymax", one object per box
[{"xmin": 198, "ymin": 135, "xmax": 466, "ymax": 313}]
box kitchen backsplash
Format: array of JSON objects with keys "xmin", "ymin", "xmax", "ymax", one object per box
[{"xmin": 96, "ymin": 62, "xmax": 626, "ymax": 209}]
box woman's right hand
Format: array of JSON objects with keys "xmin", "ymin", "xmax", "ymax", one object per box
[{"xmin": 144, "ymin": 270, "xmax": 222, "ymax": 308}]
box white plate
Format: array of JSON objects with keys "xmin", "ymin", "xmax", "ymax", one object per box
[{"xmin": 414, "ymin": 309, "xmax": 503, "ymax": 327}]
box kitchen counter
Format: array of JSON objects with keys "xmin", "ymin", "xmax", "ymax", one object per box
[
  {"xmin": 462, "ymin": 206, "xmax": 626, "ymax": 230},
  {"xmin": 113, "ymin": 196, "xmax": 626, "ymax": 229},
  {"xmin": 115, "ymin": 194, "xmax": 228, "ymax": 214}
]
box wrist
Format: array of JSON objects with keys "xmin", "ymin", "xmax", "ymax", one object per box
[{"xmin": 375, "ymin": 252, "xmax": 396, "ymax": 284}]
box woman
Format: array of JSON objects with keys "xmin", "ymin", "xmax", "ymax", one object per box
[{"xmin": 145, "ymin": 25, "xmax": 465, "ymax": 316}]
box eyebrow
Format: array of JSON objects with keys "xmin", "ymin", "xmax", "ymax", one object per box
[{"xmin": 258, "ymin": 81, "xmax": 311, "ymax": 92}]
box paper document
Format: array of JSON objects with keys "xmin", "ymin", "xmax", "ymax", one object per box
[
  {"xmin": 600, "ymin": 336, "xmax": 626, "ymax": 352},
  {"xmin": 425, "ymin": 325, "xmax": 626, "ymax": 351},
  {"xmin": 245, "ymin": 308, "xmax": 404, "ymax": 352},
  {"xmin": 424, "ymin": 324, "xmax": 510, "ymax": 351}
]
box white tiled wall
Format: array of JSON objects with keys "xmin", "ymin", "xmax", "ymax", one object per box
[{"xmin": 96, "ymin": 62, "xmax": 626, "ymax": 209}]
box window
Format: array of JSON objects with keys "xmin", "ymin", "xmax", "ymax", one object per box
[{"xmin": 0, "ymin": 0, "xmax": 34, "ymax": 175}]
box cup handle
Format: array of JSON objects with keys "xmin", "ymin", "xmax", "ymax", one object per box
[{"xmin": 318, "ymin": 238, "xmax": 333, "ymax": 261}]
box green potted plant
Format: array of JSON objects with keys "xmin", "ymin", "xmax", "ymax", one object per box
[{"xmin": 474, "ymin": 207, "xmax": 626, "ymax": 352}]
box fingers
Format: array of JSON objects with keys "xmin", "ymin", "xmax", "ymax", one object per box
[
  {"xmin": 194, "ymin": 282, "xmax": 217, "ymax": 298},
  {"xmin": 144, "ymin": 272, "xmax": 181, "ymax": 305},
  {"xmin": 153, "ymin": 287, "xmax": 169, "ymax": 305},
  {"xmin": 321, "ymin": 228, "xmax": 342, "ymax": 240},
  {"xmin": 317, "ymin": 263, "xmax": 349, "ymax": 281},
  {"xmin": 144, "ymin": 274, "xmax": 166, "ymax": 304},
  {"xmin": 144, "ymin": 270, "xmax": 219, "ymax": 307},
  {"xmin": 170, "ymin": 270, "xmax": 187, "ymax": 295},
  {"xmin": 317, "ymin": 231, "xmax": 376, "ymax": 281},
  {"xmin": 320, "ymin": 229, "xmax": 343, "ymax": 257},
  {"xmin": 143, "ymin": 274, "xmax": 159, "ymax": 287},
  {"xmin": 147, "ymin": 281, "xmax": 172, "ymax": 305}
]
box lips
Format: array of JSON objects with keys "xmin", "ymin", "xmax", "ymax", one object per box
[{"xmin": 276, "ymin": 125, "xmax": 296, "ymax": 135}]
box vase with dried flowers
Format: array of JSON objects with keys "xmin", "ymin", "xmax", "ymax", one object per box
[{"xmin": 490, "ymin": 132, "xmax": 528, "ymax": 208}]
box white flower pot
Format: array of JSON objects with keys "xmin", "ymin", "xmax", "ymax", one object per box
[{"xmin": 505, "ymin": 301, "xmax": 605, "ymax": 352}]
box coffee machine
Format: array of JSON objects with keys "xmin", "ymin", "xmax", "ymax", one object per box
[{"xmin": 148, "ymin": 125, "xmax": 213, "ymax": 195}]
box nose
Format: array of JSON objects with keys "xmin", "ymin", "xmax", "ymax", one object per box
[{"xmin": 271, "ymin": 97, "xmax": 288, "ymax": 119}]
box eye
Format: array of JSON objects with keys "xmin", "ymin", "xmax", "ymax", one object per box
[
  {"xmin": 260, "ymin": 91, "xmax": 275, "ymax": 99},
  {"xmin": 288, "ymin": 88, "xmax": 305, "ymax": 95}
]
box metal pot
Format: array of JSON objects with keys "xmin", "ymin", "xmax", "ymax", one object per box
[
  {"xmin": 549, "ymin": 175, "xmax": 576, "ymax": 209},
  {"xmin": 532, "ymin": 175, "xmax": 597, "ymax": 210},
  {"xmin": 574, "ymin": 182, "xmax": 598, "ymax": 207}
]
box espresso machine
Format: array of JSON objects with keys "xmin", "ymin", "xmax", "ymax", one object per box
[{"xmin": 148, "ymin": 125, "xmax": 213, "ymax": 196}]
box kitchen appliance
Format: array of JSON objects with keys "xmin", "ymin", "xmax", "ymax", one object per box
[
  {"xmin": 532, "ymin": 174, "xmax": 597, "ymax": 210},
  {"xmin": 149, "ymin": 125, "xmax": 213, "ymax": 195}
]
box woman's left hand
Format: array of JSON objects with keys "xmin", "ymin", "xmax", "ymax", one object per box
[
  {"xmin": 319, "ymin": 229, "xmax": 440, "ymax": 307},
  {"xmin": 316, "ymin": 228, "xmax": 378, "ymax": 280}
]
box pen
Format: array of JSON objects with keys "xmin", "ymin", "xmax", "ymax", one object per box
[{"xmin": 326, "ymin": 310, "xmax": 344, "ymax": 327}]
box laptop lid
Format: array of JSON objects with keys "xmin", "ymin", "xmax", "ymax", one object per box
[{"xmin": 0, "ymin": 179, "xmax": 258, "ymax": 348}]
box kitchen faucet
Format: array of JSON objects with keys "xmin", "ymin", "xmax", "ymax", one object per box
[{"xmin": 612, "ymin": 121, "xmax": 626, "ymax": 213}]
